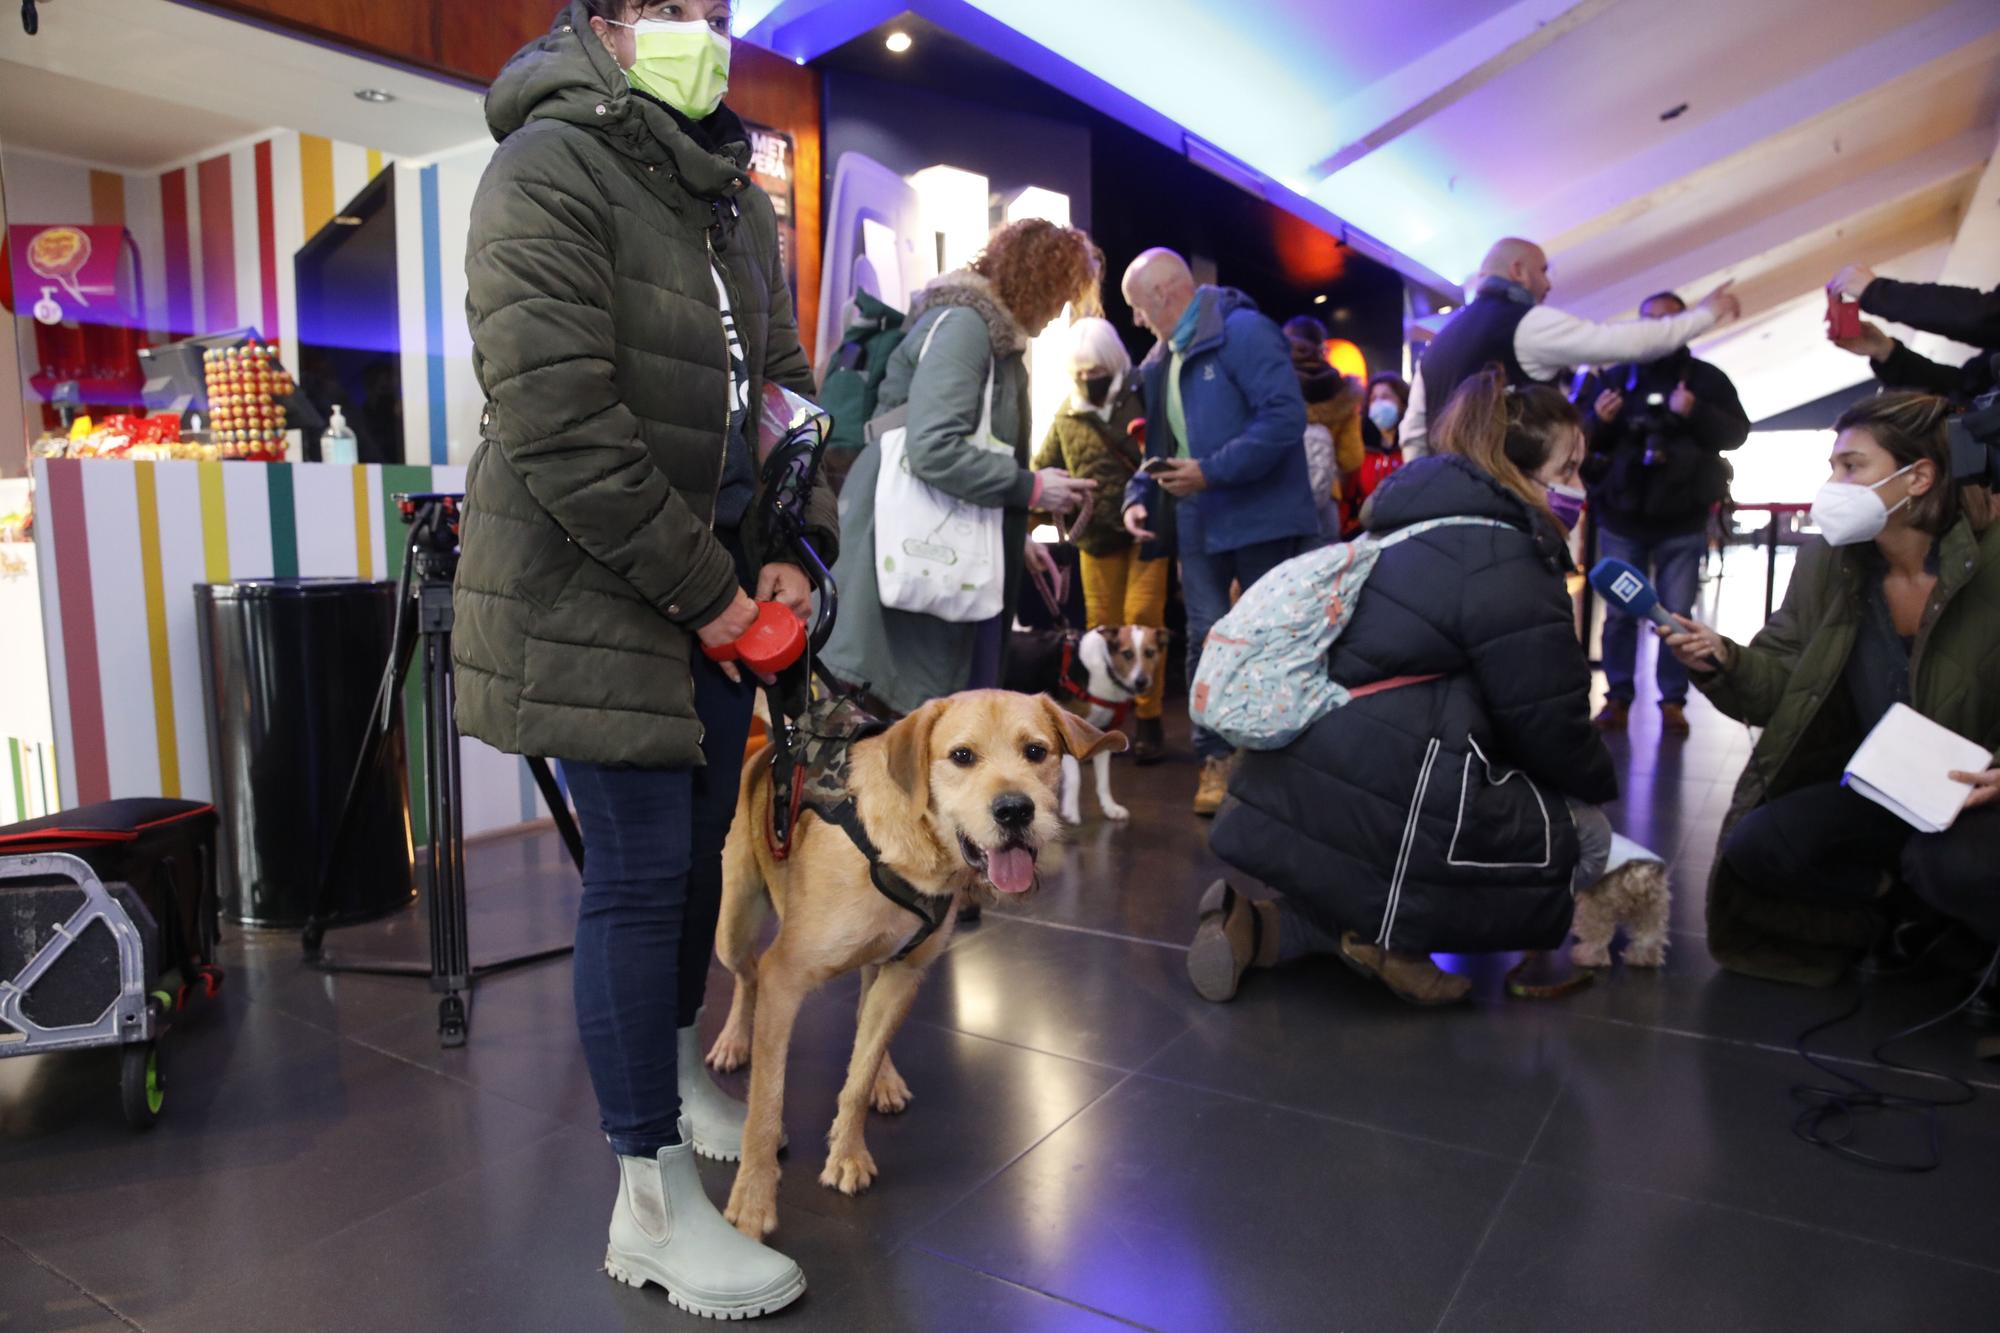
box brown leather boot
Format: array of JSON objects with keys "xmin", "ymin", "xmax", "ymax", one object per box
[
  {"xmin": 1592, "ymin": 700, "xmax": 1630, "ymax": 732},
  {"xmin": 1661, "ymin": 702, "xmax": 1690, "ymax": 736},
  {"xmin": 1338, "ymin": 933, "xmax": 1472, "ymax": 1006},
  {"xmin": 1186, "ymin": 880, "xmax": 1280, "ymax": 1002}
]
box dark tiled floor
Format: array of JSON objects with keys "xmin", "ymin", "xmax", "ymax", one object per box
[{"xmin": 7, "ymin": 665, "xmax": 2000, "ymax": 1331}]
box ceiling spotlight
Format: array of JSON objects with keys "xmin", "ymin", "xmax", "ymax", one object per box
[
  {"xmin": 1312, "ymin": 293, "xmax": 1328, "ymax": 305},
  {"xmin": 885, "ymin": 30, "xmax": 913, "ymax": 54},
  {"xmin": 1438, "ymin": 304, "xmax": 1455, "ymax": 314},
  {"xmin": 354, "ymin": 88, "xmax": 396, "ymax": 104}
]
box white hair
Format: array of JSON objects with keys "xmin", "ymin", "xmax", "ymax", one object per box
[{"xmin": 1067, "ymin": 316, "xmax": 1131, "ymax": 378}]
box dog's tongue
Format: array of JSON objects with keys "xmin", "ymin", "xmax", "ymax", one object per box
[{"xmin": 985, "ymin": 846, "xmax": 1036, "ymax": 894}]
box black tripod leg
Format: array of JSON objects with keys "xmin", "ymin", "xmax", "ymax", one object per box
[
  {"xmin": 526, "ymin": 756, "xmax": 585, "ymax": 875},
  {"xmin": 421, "ymin": 600, "xmax": 471, "ymax": 1048},
  {"xmin": 304, "ymin": 592, "xmax": 419, "ymax": 956}
]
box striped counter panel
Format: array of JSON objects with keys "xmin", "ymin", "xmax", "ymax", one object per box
[{"xmin": 31, "ymin": 459, "xmax": 544, "ymax": 838}]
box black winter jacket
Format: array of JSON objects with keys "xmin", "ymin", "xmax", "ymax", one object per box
[
  {"xmin": 1578, "ymin": 348, "xmax": 1749, "ymax": 541},
  {"xmin": 1210, "ymin": 456, "xmax": 1618, "ymax": 953},
  {"xmin": 1859, "ymin": 277, "xmax": 2000, "ymax": 350}
]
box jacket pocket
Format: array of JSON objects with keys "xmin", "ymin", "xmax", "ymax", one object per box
[
  {"xmin": 1443, "ymin": 735, "xmax": 1554, "ymax": 870},
  {"xmin": 514, "ymin": 532, "xmax": 584, "ymax": 613}
]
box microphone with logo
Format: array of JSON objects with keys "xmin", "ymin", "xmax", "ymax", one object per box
[{"xmin": 1588, "ymin": 557, "xmax": 1722, "ymax": 668}]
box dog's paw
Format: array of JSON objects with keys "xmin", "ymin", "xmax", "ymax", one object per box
[
  {"xmin": 1623, "ymin": 936, "xmax": 1669, "ymax": 968},
  {"xmin": 1570, "ymin": 940, "xmax": 1613, "ymax": 970},
  {"xmin": 1100, "ymin": 799, "xmax": 1131, "ymax": 822},
  {"xmin": 724, "ymin": 1178, "xmax": 780, "ymax": 1239},
  {"xmin": 871, "ymin": 1065, "xmax": 913, "ymax": 1114},
  {"xmin": 706, "ymin": 1030, "xmax": 751, "ymax": 1072},
  {"xmin": 1060, "ymin": 802, "xmax": 1083, "ymax": 827},
  {"xmin": 819, "ymin": 1145, "xmax": 879, "ymax": 1196}
]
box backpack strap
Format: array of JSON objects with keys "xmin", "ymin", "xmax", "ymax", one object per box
[{"xmin": 1373, "ymin": 516, "xmax": 1515, "ymax": 548}]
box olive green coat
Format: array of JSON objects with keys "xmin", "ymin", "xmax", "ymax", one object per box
[
  {"xmin": 1033, "ymin": 389, "xmax": 1145, "ymax": 557},
  {"xmin": 452, "ymin": 2, "xmax": 834, "ymax": 769},
  {"xmin": 1697, "ymin": 518, "xmax": 2000, "ymax": 984}
]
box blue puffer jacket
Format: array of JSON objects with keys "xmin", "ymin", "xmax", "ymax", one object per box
[{"xmin": 1123, "ymin": 286, "xmax": 1320, "ymax": 556}]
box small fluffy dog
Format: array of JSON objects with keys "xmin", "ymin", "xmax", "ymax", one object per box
[
  {"xmin": 1014, "ymin": 625, "xmax": 1163, "ymax": 824},
  {"xmin": 1570, "ymin": 832, "xmax": 1672, "ymax": 969},
  {"xmin": 706, "ymin": 690, "xmax": 1124, "ymax": 1240}
]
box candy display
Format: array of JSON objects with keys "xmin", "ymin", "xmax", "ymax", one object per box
[{"xmin": 201, "ymin": 341, "xmax": 295, "ymax": 460}]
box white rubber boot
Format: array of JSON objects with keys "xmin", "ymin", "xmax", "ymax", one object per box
[
  {"xmin": 678, "ymin": 1010, "xmax": 783, "ymax": 1162},
  {"xmin": 605, "ymin": 1117, "xmax": 805, "ymax": 1320}
]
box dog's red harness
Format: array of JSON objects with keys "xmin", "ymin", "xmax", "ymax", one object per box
[{"xmin": 1057, "ymin": 637, "xmax": 1135, "ymax": 730}]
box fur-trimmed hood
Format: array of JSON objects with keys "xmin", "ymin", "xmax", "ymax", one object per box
[{"xmin": 910, "ymin": 270, "xmax": 1030, "ymax": 358}]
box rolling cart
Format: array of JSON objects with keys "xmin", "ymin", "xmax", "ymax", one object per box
[{"xmin": 0, "ymin": 799, "xmax": 222, "ymax": 1129}]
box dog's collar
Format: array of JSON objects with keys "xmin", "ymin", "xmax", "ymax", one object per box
[
  {"xmin": 1059, "ymin": 637, "xmax": 1135, "ymax": 729},
  {"xmin": 814, "ymin": 797, "xmax": 954, "ymax": 962}
]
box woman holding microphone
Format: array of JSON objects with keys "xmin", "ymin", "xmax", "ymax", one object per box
[{"xmin": 1661, "ymin": 392, "xmax": 2000, "ymax": 992}]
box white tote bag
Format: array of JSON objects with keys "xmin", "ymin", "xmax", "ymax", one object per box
[{"xmin": 870, "ymin": 310, "xmax": 1010, "ymax": 623}]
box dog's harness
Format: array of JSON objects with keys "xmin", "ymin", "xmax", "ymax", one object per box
[
  {"xmin": 1056, "ymin": 636, "xmax": 1135, "ymax": 730},
  {"xmin": 767, "ymin": 696, "xmax": 953, "ymax": 963}
]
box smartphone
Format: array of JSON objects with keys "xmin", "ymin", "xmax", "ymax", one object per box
[
  {"xmin": 1139, "ymin": 457, "xmax": 1175, "ymax": 477},
  {"xmin": 1827, "ymin": 291, "xmax": 1862, "ymax": 341}
]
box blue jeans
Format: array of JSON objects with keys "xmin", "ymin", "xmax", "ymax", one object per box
[
  {"xmin": 1600, "ymin": 527, "xmax": 1705, "ymax": 706},
  {"xmin": 1183, "ymin": 534, "xmax": 1307, "ymax": 760},
  {"xmin": 561, "ymin": 622, "xmax": 756, "ymax": 1160}
]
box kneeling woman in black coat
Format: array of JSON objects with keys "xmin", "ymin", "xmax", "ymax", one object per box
[{"xmin": 1193, "ymin": 370, "xmax": 1618, "ymax": 1004}]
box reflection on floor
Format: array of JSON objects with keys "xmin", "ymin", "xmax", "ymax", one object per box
[{"xmin": 6, "ymin": 687, "xmax": 2000, "ymax": 1331}]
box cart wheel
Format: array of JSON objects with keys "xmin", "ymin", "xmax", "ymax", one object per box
[{"xmin": 120, "ymin": 1041, "xmax": 164, "ymax": 1130}]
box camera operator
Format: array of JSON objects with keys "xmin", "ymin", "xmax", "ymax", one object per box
[
  {"xmin": 1828, "ymin": 264, "xmax": 1999, "ymax": 405},
  {"xmin": 1577, "ymin": 291, "xmax": 1750, "ymax": 736}
]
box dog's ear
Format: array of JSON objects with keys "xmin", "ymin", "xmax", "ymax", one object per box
[
  {"xmin": 1039, "ymin": 695, "xmax": 1129, "ymax": 760},
  {"xmin": 880, "ymin": 699, "xmax": 940, "ymax": 814}
]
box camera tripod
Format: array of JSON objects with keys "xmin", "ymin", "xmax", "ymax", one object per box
[{"xmin": 302, "ymin": 494, "xmax": 584, "ymax": 1047}]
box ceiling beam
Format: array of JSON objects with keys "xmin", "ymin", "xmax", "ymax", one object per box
[
  {"xmin": 1517, "ymin": 0, "xmax": 2000, "ymax": 252},
  {"xmin": 1308, "ymin": 0, "xmax": 1620, "ymax": 182},
  {"xmin": 1567, "ymin": 127, "xmax": 1996, "ymax": 321}
]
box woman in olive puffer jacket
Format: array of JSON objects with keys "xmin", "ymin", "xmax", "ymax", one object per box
[{"xmin": 454, "ymin": 1, "xmax": 831, "ymax": 1315}]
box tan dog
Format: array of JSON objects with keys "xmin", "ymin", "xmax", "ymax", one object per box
[
  {"xmin": 1570, "ymin": 833, "xmax": 1671, "ymax": 969},
  {"xmin": 706, "ymin": 690, "xmax": 1125, "ymax": 1239}
]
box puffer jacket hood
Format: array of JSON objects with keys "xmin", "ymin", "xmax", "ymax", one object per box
[
  {"xmin": 485, "ymin": 2, "xmax": 749, "ymax": 199},
  {"xmin": 909, "ymin": 270, "xmax": 1030, "ymax": 358}
]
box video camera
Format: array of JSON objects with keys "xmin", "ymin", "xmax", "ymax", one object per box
[{"xmin": 1947, "ymin": 355, "xmax": 2000, "ymax": 489}]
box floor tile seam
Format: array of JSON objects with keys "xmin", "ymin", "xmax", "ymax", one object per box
[
  {"xmin": 981, "ymin": 915, "xmax": 1189, "ymax": 953},
  {"xmin": 338, "ymin": 1026, "xmax": 590, "ymax": 1124},
  {"xmin": 1529, "ymin": 1161, "xmax": 2000, "ymax": 1279},
  {"xmin": 1122, "ymin": 1059, "xmax": 1523, "ymax": 1166},
  {"xmin": 0, "ymin": 1230, "xmax": 146, "ymax": 1331},
  {"xmin": 890, "ymin": 1072, "xmax": 1141, "ymax": 1250},
  {"xmin": 902, "ymin": 1244, "xmax": 1166, "ymax": 1331},
  {"xmin": 1562, "ymin": 1010, "xmax": 2000, "ymax": 1092},
  {"xmin": 901, "ymin": 1013, "xmax": 1166, "ymax": 1077},
  {"xmin": 1429, "ymin": 1089, "xmax": 1563, "ymax": 1333},
  {"xmin": 145, "ymin": 1121, "xmax": 584, "ymax": 1315}
]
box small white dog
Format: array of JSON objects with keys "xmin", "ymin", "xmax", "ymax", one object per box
[
  {"xmin": 1570, "ymin": 832, "xmax": 1672, "ymax": 969},
  {"xmin": 1052, "ymin": 626, "xmax": 1164, "ymax": 825}
]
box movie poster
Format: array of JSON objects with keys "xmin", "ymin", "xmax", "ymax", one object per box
[{"xmin": 744, "ymin": 121, "xmax": 798, "ymax": 304}]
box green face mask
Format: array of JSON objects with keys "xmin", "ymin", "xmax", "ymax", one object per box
[{"xmin": 613, "ymin": 17, "xmax": 730, "ymax": 120}]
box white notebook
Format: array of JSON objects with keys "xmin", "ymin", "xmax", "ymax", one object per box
[{"xmin": 1842, "ymin": 703, "xmax": 1992, "ymax": 834}]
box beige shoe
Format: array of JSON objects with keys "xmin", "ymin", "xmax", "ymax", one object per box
[
  {"xmin": 1186, "ymin": 880, "xmax": 1278, "ymax": 1002},
  {"xmin": 1194, "ymin": 755, "xmax": 1234, "ymax": 817},
  {"xmin": 1338, "ymin": 932, "xmax": 1471, "ymax": 1006}
]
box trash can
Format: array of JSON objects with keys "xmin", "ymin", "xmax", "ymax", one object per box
[{"xmin": 196, "ymin": 579, "xmax": 414, "ymax": 928}]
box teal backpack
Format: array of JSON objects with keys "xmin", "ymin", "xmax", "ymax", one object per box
[
  {"xmin": 1191, "ymin": 517, "xmax": 1510, "ymax": 750},
  {"xmin": 816, "ymin": 291, "xmax": 906, "ymax": 490}
]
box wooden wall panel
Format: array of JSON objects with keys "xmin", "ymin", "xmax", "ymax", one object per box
[{"xmin": 205, "ymin": 0, "xmax": 825, "ymax": 361}]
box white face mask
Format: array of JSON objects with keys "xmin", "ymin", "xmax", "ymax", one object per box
[{"xmin": 1810, "ymin": 462, "xmax": 1917, "ymax": 546}]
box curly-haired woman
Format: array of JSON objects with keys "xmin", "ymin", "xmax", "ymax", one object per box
[{"xmin": 824, "ymin": 218, "xmax": 1103, "ymax": 713}]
